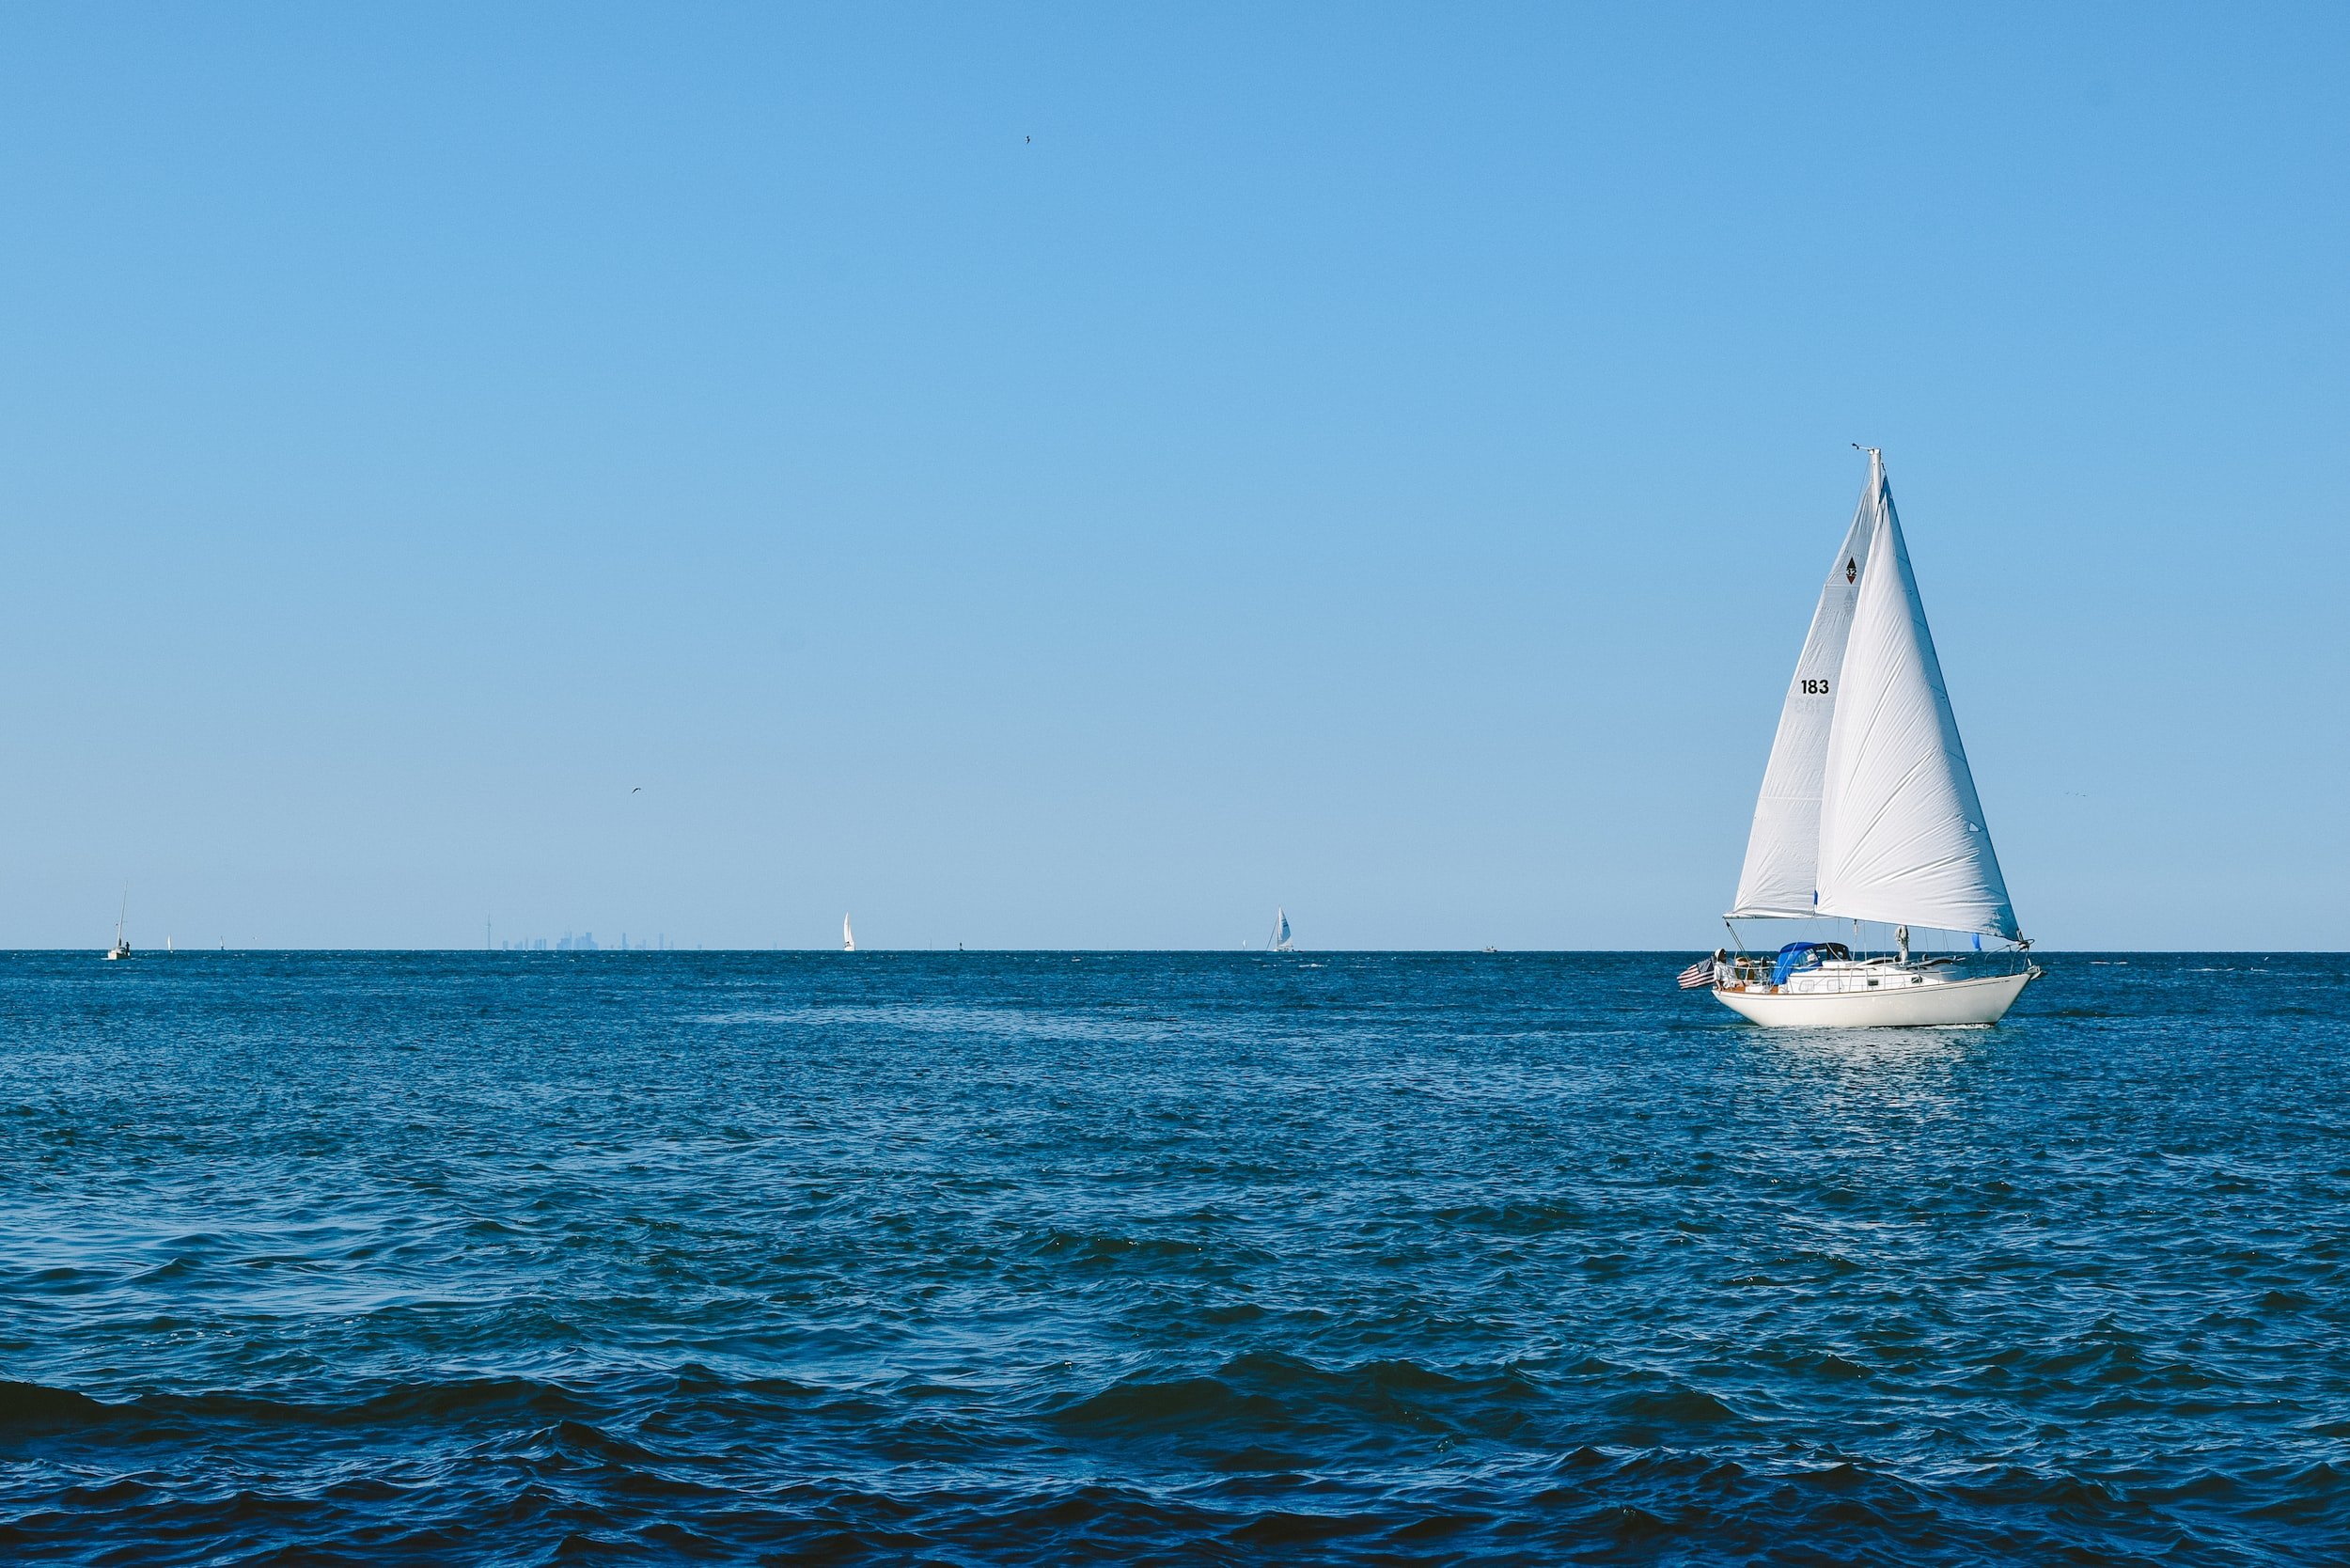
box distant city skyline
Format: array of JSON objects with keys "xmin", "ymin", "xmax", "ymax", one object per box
[{"xmin": 494, "ymin": 932, "xmax": 670, "ymax": 953}]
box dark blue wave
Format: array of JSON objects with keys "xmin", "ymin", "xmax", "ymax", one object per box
[{"xmin": 0, "ymin": 950, "xmax": 2343, "ymax": 1563}]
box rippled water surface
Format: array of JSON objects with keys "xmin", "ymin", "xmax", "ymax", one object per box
[{"xmin": 0, "ymin": 951, "xmax": 2343, "ymax": 1564}]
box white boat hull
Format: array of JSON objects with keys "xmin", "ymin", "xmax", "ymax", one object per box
[{"xmin": 1714, "ymin": 967, "xmax": 2036, "ymax": 1027}]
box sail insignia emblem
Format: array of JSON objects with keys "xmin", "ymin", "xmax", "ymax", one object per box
[{"xmin": 1845, "ymin": 558, "xmax": 1857, "ymax": 584}]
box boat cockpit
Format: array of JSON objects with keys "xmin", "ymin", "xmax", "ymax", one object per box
[{"xmin": 1716, "ymin": 940, "xmax": 1963, "ymax": 996}]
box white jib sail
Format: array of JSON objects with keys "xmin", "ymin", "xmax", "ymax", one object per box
[
  {"xmin": 1726, "ymin": 470, "xmax": 1881, "ymax": 917},
  {"xmin": 1813, "ymin": 464, "xmax": 2019, "ymax": 938}
]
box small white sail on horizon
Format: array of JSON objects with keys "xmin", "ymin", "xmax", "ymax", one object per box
[
  {"xmin": 1709, "ymin": 450, "xmax": 2035, "ymax": 1027},
  {"xmin": 842, "ymin": 914, "xmax": 855, "ymax": 953},
  {"xmin": 104, "ymin": 886, "xmax": 132, "ymax": 962}
]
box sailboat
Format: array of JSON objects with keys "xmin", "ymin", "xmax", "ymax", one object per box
[
  {"xmin": 104, "ymin": 886, "xmax": 132, "ymax": 962},
  {"xmin": 842, "ymin": 914, "xmax": 855, "ymax": 953},
  {"xmin": 1268, "ymin": 908, "xmax": 1293, "ymax": 951},
  {"xmin": 1707, "ymin": 449, "xmax": 2039, "ymax": 1026}
]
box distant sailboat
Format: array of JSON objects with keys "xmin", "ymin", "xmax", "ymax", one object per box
[
  {"xmin": 1268, "ymin": 908, "xmax": 1293, "ymax": 952},
  {"xmin": 1706, "ymin": 449, "xmax": 2038, "ymax": 1026},
  {"xmin": 842, "ymin": 914, "xmax": 855, "ymax": 953},
  {"xmin": 104, "ymin": 886, "xmax": 132, "ymax": 962}
]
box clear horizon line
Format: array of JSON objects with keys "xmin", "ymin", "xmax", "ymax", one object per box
[{"xmin": 19, "ymin": 947, "xmax": 2343, "ymax": 958}]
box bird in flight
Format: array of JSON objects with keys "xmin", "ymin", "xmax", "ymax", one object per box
[
  {"xmin": 632, "ymin": 787, "xmax": 642, "ymax": 793},
  {"xmin": 1025, "ymin": 134, "xmax": 1031, "ymax": 143}
]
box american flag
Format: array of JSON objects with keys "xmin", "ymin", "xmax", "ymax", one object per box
[{"xmin": 1676, "ymin": 958, "xmax": 1716, "ymax": 990}]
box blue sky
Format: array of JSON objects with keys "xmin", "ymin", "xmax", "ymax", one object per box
[{"xmin": 0, "ymin": 5, "xmax": 2341, "ymax": 949}]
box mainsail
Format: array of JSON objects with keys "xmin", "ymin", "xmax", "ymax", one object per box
[
  {"xmin": 1813, "ymin": 472, "xmax": 2017, "ymax": 937},
  {"xmin": 1727, "ymin": 474, "xmax": 1880, "ymax": 917}
]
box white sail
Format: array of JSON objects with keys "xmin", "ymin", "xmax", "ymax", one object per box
[
  {"xmin": 1813, "ymin": 463, "xmax": 2018, "ymax": 938},
  {"xmin": 1727, "ymin": 475, "xmax": 1880, "ymax": 917},
  {"xmin": 842, "ymin": 915, "xmax": 855, "ymax": 952}
]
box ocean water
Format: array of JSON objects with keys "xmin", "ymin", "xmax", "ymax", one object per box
[{"xmin": 0, "ymin": 951, "xmax": 2343, "ymax": 1565}]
